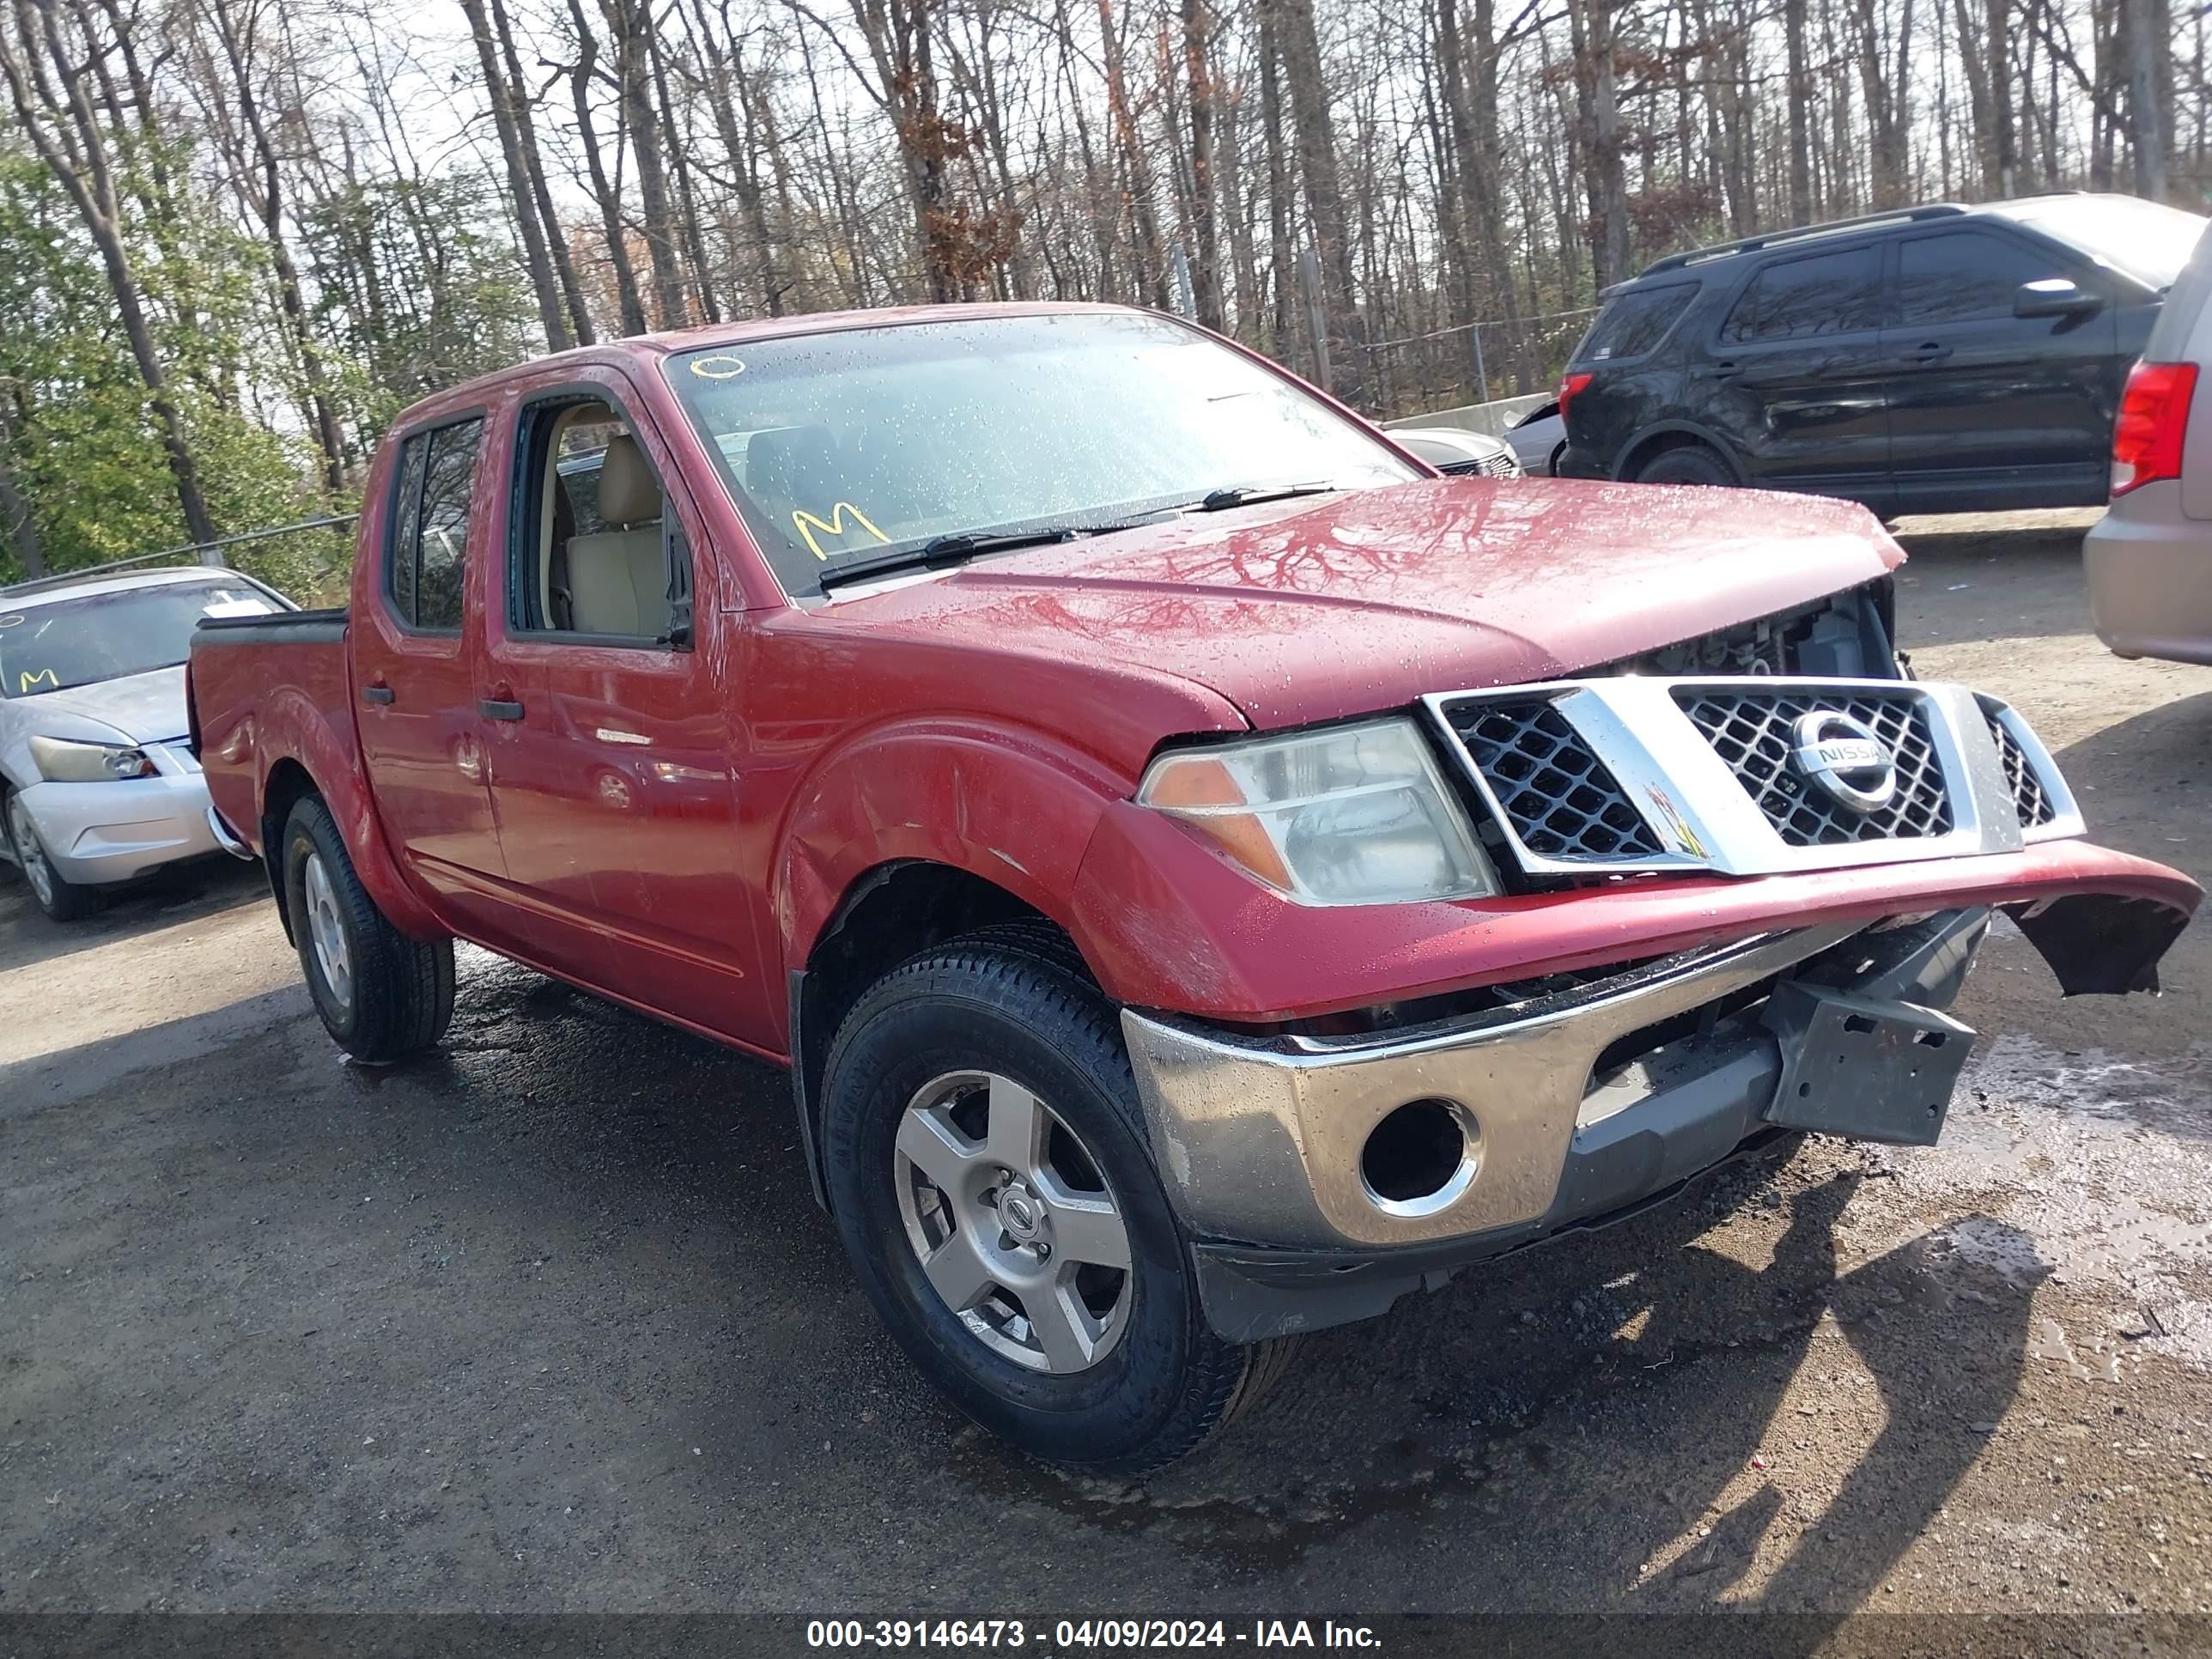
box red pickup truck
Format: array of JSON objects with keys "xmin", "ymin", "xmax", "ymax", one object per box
[{"xmin": 190, "ymin": 303, "xmax": 2198, "ymax": 1472}]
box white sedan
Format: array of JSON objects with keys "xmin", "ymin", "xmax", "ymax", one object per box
[{"xmin": 0, "ymin": 565, "xmax": 288, "ymax": 921}]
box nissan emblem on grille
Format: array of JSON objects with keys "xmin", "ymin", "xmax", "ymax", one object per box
[{"xmin": 1790, "ymin": 710, "xmax": 1898, "ymax": 812}]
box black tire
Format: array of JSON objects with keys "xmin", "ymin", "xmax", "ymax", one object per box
[
  {"xmin": 281, "ymin": 794, "xmax": 454, "ymax": 1062},
  {"xmin": 1634, "ymin": 442, "xmax": 1737, "ymax": 487},
  {"xmin": 820, "ymin": 925, "xmax": 1290, "ymax": 1473},
  {"xmin": 3, "ymin": 785, "xmax": 100, "ymax": 921}
]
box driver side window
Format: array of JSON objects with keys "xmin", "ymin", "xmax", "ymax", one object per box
[{"xmin": 510, "ymin": 397, "xmax": 688, "ymax": 644}]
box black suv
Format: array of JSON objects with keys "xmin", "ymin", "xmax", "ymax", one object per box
[{"xmin": 1555, "ymin": 192, "xmax": 2207, "ymax": 516}]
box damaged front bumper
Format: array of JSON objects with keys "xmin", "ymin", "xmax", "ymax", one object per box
[{"xmin": 1123, "ymin": 893, "xmax": 2188, "ymax": 1343}]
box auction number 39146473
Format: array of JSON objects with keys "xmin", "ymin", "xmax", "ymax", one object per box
[{"xmin": 804, "ymin": 1620, "xmax": 1383, "ymax": 1650}]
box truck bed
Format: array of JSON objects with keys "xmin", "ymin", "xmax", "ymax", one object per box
[{"xmin": 188, "ymin": 608, "xmax": 357, "ymax": 860}]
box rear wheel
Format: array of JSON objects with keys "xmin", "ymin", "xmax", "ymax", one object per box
[
  {"xmin": 3, "ymin": 788, "xmax": 100, "ymax": 921},
  {"xmin": 282, "ymin": 794, "xmax": 454, "ymax": 1062},
  {"xmin": 1634, "ymin": 442, "xmax": 1736, "ymax": 487},
  {"xmin": 820, "ymin": 927, "xmax": 1290, "ymax": 1472}
]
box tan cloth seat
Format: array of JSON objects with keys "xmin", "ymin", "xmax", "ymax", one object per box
[{"xmin": 567, "ymin": 435, "xmax": 665, "ymax": 636}]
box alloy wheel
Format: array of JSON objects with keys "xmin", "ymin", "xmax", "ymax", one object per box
[
  {"xmin": 301, "ymin": 850, "xmax": 354, "ymax": 1013},
  {"xmin": 894, "ymin": 1069, "xmax": 1134, "ymax": 1374},
  {"xmin": 8, "ymin": 796, "xmax": 56, "ymax": 908}
]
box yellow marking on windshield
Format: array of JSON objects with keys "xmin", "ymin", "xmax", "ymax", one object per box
[
  {"xmin": 793, "ymin": 503, "xmax": 890, "ymax": 562},
  {"xmin": 18, "ymin": 667, "xmax": 59, "ymax": 693}
]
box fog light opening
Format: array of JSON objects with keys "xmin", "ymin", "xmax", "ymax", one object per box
[{"xmin": 1360, "ymin": 1098, "xmax": 1480, "ymax": 1218}]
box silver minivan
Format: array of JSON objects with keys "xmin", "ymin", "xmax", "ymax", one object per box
[{"xmin": 2085, "ymin": 217, "xmax": 2212, "ymax": 664}]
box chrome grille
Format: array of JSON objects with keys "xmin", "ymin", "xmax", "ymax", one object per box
[
  {"xmin": 1673, "ymin": 688, "xmax": 1953, "ymax": 846},
  {"xmin": 1445, "ymin": 696, "xmax": 1662, "ymax": 860},
  {"xmin": 1986, "ymin": 712, "xmax": 2056, "ymax": 828}
]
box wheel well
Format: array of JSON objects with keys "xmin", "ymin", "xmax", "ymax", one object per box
[
  {"xmin": 258, "ymin": 760, "xmax": 320, "ymax": 942},
  {"xmin": 791, "ymin": 860, "xmax": 1079, "ymax": 1206},
  {"xmin": 1617, "ymin": 428, "xmax": 1731, "ymax": 483}
]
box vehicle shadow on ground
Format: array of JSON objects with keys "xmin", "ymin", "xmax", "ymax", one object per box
[
  {"xmin": 957, "ymin": 1152, "xmax": 2040, "ymax": 1620},
  {"xmin": 0, "ymin": 854, "xmax": 268, "ymax": 975},
  {"xmin": 2050, "ymin": 687, "xmax": 2212, "ymax": 870},
  {"xmin": 3, "ymin": 953, "xmax": 2040, "ymax": 1616}
]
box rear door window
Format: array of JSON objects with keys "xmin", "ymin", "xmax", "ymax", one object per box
[
  {"xmin": 386, "ymin": 417, "xmax": 484, "ymax": 632},
  {"xmin": 1579, "ymin": 283, "xmax": 1698, "ymax": 362},
  {"xmin": 1895, "ymin": 230, "xmax": 2073, "ymax": 325},
  {"xmin": 1721, "ymin": 246, "xmax": 1882, "ymax": 343}
]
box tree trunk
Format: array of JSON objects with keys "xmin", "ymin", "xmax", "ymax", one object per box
[
  {"xmin": 648, "ymin": 19, "xmax": 720, "ymax": 323},
  {"xmin": 489, "ymin": 0, "xmax": 595, "ymax": 343},
  {"xmin": 2124, "ymin": 0, "xmax": 2170, "ymax": 197},
  {"xmin": 564, "ymin": 0, "xmax": 649, "ymax": 334},
  {"xmin": 604, "ymin": 0, "xmax": 686, "ymax": 327},
  {"xmin": 0, "ymin": 0, "xmax": 218, "ymax": 545},
  {"xmin": 458, "ymin": 0, "xmax": 569, "ymax": 349},
  {"xmin": 1987, "ymin": 0, "xmax": 2017, "ymax": 193},
  {"xmin": 1182, "ymin": 0, "xmax": 1223, "ymax": 328},
  {"xmin": 1273, "ymin": 0, "xmax": 1364, "ymax": 402},
  {"xmin": 204, "ymin": 0, "xmax": 346, "ymax": 495},
  {"xmin": 1097, "ymin": 0, "xmax": 1170, "ymax": 308},
  {"xmin": 0, "ymin": 422, "xmax": 45, "ymax": 578},
  {"xmin": 1256, "ymin": 0, "xmax": 1296, "ymax": 355},
  {"xmin": 1784, "ymin": 0, "xmax": 1814, "ymax": 221}
]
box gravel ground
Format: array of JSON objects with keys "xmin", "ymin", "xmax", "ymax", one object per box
[{"xmin": 5, "ymin": 509, "xmax": 2212, "ymax": 1624}]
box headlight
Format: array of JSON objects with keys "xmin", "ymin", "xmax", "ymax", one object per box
[
  {"xmin": 29, "ymin": 733, "xmax": 157, "ymax": 782},
  {"xmin": 1138, "ymin": 719, "xmax": 1498, "ymax": 905}
]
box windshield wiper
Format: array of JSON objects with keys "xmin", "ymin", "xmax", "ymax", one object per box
[
  {"xmin": 1193, "ymin": 480, "xmax": 1347, "ymax": 512},
  {"xmin": 817, "ymin": 522, "xmax": 1129, "ymax": 590}
]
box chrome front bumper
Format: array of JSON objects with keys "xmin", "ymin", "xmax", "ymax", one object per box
[{"xmin": 1122, "ymin": 918, "xmax": 1974, "ymax": 1256}]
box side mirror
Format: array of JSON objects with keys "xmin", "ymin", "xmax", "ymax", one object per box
[{"xmin": 2015, "ymin": 277, "xmax": 2104, "ymax": 319}]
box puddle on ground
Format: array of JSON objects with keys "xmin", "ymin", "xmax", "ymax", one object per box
[
  {"xmin": 1850, "ymin": 1035, "xmax": 2212, "ymax": 1370},
  {"xmin": 2029, "ymin": 1316, "xmax": 2122, "ymax": 1383}
]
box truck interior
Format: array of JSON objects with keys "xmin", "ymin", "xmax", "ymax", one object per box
[{"xmin": 527, "ymin": 399, "xmax": 675, "ymax": 641}]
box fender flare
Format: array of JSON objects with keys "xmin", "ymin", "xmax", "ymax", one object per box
[
  {"xmin": 251, "ymin": 686, "xmax": 444, "ymax": 940},
  {"xmin": 1609, "ymin": 419, "xmax": 1749, "ymax": 484},
  {"xmin": 775, "ymin": 720, "xmax": 1127, "ymax": 989}
]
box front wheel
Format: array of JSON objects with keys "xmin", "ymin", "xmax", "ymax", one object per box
[
  {"xmin": 3, "ymin": 787, "xmax": 100, "ymax": 921},
  {"xmin": 819, "ymin": 927, "xmax": 1289, "ymax": 1472},
  {"xmin": 282, "ymin": 795, "xmax": 454, "ymax": 1062}
]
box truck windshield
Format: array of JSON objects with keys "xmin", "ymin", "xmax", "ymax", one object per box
[
  {"xmin": 662, "ymin": 311, "xmax": 1418, "ymax": 597},
  {"xmin": 0, "ymin": 579, "xmax": 276, "ymax": 697}
]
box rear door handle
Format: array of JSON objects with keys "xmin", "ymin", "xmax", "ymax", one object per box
[
  {"xmin": 361, "ymin": 685, "xmax": 395, "ymax": 706},
  {"xmin": 1909, "ymin": 342, "xmax": 1954, "ymax": 366},
  {"xmin": 1705, "ymin": 359, "xmax": 1742, "ymax": 381},
  {"xmin": 479, "ymin": 698, "xmax": 525, "ymax": 721}
]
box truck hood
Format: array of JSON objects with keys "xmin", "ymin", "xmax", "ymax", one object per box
[
  {"xmin": 13, "ymin": 665, "xmax": 189, "ymax": 744},
  {"xmin": 831, "ymin": 478, "xmax": 1905, "ymax": 729}
]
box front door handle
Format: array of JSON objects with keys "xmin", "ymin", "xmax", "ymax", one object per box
[
  {"xmin": 479, "ymin": 698, "xmax": 525, "ymax": 721},
  {"xmin": 361, "ymin": 685, "xmax": 394, "ymax": 706},
  {"xmin": 1909, "ymin": 341, "xmax": 1954, "ymax": 366},
  {"xmin": 1707, "ymin": 359, "xmax": 1742, "ymax": 380}
]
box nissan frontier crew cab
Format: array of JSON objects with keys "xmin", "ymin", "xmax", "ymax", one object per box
[{"xmin": 187, "ymin": 303, "xmax": 2200, "ymax": 1473}]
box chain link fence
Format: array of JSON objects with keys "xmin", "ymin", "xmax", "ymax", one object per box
[{"xmin": 1361, "ymin": 305, "xmax": 1601, "ymax": 419}]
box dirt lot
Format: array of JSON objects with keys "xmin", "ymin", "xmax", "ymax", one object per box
[{"xmin": 6, "ymin": 510, "xmax": 2212, "ymax": 1626}]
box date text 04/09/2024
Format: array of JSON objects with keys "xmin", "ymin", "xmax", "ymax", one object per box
[{"xmin": 804, "ymin": 1620, "xmax": 1382, "ymax": 1649}]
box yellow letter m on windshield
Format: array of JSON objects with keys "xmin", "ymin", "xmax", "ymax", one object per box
[
  {"xmin": 793, "ymin": 503, "xmax": 890, "ymax": 562},
  {"xmin": 17, "ymin": 667, "xmax": 58, "ymax": 694}
]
